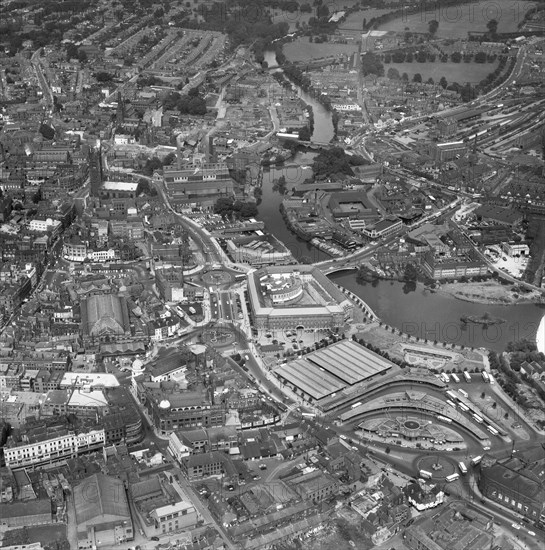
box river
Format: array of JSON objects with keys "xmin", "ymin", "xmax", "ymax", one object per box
[
  {"xmin": 330, "ymin": 272, "xmax": 545, "ymax": 353},
  {"xmin": 263, "ymin": 50, "xmax": 334, "ymax": 144},
  {"xmin": 258, "ymin": 50, "xmax": 334, "ymax": 262},
  {"xmin": 259, "ymin": 51, "xmax": 545, "ymax": 352}
]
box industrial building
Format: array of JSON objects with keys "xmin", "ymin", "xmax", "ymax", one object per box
[{"xmin": 274, "ymin": 340, "xmax": 393, "ymax": 402}]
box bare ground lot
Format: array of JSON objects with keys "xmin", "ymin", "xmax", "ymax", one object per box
[{"xmin": 436, "ymin": 280, "xmax": 543, "ymax": 304}]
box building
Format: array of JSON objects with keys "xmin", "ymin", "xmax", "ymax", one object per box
[
  {"xmin": 4, "ymin": 425, "xmax": 106, "ymax": 469},
  {"xmin": 163, "ymin": 162, "xmax": 234, "ymax": 209},
  {"xmin": 63, "ymin": 237, "xmax": 87, "ymax": 262},
  {"xmin": 361, "ymin": 217, "xmax": 403, "ymax": 240},
  {"xmin": 155, "ymin": 268, "xmax": 184, "ymax": 302},
  {"xmin": 432, "ymin": 141, "xmax": 467, "ymax": 162},
  {"xmin": 274, "ymin": 340, "xmax": 393, "ymax": 403},
  {"xmin": 502, "ymin": 241, "xmax": 529, "ymax": 257},
  {"xmin": 181, "ymin": 451, "xmax": 226, "ymax": 480},
  {"xmin": 475, "ymin": 204, "xmax": 523, "ymax": 226},
  {"xmin": 0, "ymin": 499, "xmax": 53, "ymax": 529},
  {"xmin": 437, "ymin": 117, "xmax": 458, "ymax": 138},
  {"xmin": 98, "ymin": 181, "xmax": 139, "ymax": 200},
  {"xmin": 74, "ymin": 473, "xmax": 133, "ymax": 549},
  {"xmin": 80, "ymin": 294, "xmax": 131, "ymax": 341},
  {"xmin": 404, "ymin": 501, "xmax": 494, "ymax": 550},
  {"xmin": 478, "ymin": 454, "xmax": 545, "ymax": 526},
  {"xmin": 289, "ymin": 470, "xmax": 339, "ymax": 502},
  {"xmin": 247, "ymin": 265, "xmax": 353, "ymax": 331},
  {"xmin": 225, "ymin": 234, "xmax": 293, "ymax": 267},
  {"xmin": 422, "ymin": 249, "xmax": 488, "ymax": 280},
  {"xmin": 130, "ymin": 474, "xmax": 198, "ymax": 537}
]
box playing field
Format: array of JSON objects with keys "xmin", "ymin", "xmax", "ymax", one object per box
[
  {"xmin": 385, "ymin": 59, "xmax": 501, "ymax": 84},
  {"xmin": 375, "ymin": 0, "xmax": 537, "ymax": 38},
  {"xmin": 283, "ymin": 37, "xmax": 359, "ymax": 62}
]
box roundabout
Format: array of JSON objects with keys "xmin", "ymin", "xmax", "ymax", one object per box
[
  {"xmin": 416, "ymin": 455, "xmax": 456, "ymax": 479},
  {"xmin": 202, "ymin": 269, "xmax": 233, "ymax": 288}
]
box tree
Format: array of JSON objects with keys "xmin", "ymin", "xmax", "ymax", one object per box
[
  {"xmin": 406, "ymin": 52, "xmax": 413, "ymax": 63},
  {"xmin": 427, "ymin": 77, "xmax": 434, "ymax": 85},
  {"xmin": 387, "ymin": 67, "xmax": 400, "ymax": 80},
  {"xmin": 428, "ymin": 20, "xmax": 439, "ymax": 35},
  {"xmin": 451, "ymin": 52, "xmax": 462, "ymax": 63},
  {"xmin": 475, "ymin": 51, "xmax": 487, "ymax": 63},
  {"xmin": 413, "ymin": 73, "xmax": 422, "ymax": 83},
  {"xmin": 402, "ymin": 72, "xmax": 409, "ymax": 82},
  {"xmin": 487, "ymin": 19, "xmax": 498, "ymax": 37},
  {"xmin": 439, "ymin": 76, "xmax": 448, "ymax": 89},
  {"xmin": 39, "ymin": 123, "xmax": 55, "ymax": 140},
  {"xmin": 360, "ymin": 52, "xmax": 384, "ymax": 77}
]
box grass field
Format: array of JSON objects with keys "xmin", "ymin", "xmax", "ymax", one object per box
[
  {"xmin": 284, "ymin": 37, "xmax": 359, "ymax": 62},
  {"xmin": 376, "ymin": 0, "xmax": 537, "ymax": 38},
  {"xmin": 385, "ymin": 59, "xmax": 501, "ymax": 84}
]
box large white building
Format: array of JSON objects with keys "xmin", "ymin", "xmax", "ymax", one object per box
[
  {"xmin": 247, "ymin": 265, "xmax": 353, "ymax": 331},
  {"xmin": 4, "ymin": 427, "xmax": 106, "ymax": 469}
]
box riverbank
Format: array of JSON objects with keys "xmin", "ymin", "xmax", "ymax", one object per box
[{"xmin": 434, "ymin": 280, "xmax": 544, "ymax": 305}]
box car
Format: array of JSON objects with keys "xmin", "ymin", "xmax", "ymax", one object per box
[
  {"xmin": 259, "ymin": 463, "xmax": 267, "ymax": 470},
  {"xmin": 252, "ymin": 474, "xmax": 261, "ymax": 480},
  {"xmin": 511, "ymin": 523, "xmax": 521, "ymax": 530},
  {"xmin": 527, "ymin": 530, "xmax": 536, "ymax": 536},
  {"xmin": 151, "ymin": 536, "xmax": 160, "ymax": 541}
]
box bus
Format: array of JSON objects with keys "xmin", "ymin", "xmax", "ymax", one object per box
[
  {"xmin": 458, "ymin": 461, "xmax": 468, "ymax": 474},
  {"xmin": 471, "ymin": 456, "xmax": 482, "ymax": 466},
  {"xmin": 473, "ymin": 413, "xmax": 483, "ymax": 423},
  {"xmin": 419, "ymin": 470, "xmax": 433, "ymax": 479},
  {"xmin": 458, "ymin": 403, "xmax": 469, "ymax": 412},
  {"xmin": 489, "ymin": 374, "xmax": 495, "ymax": 385},
  {"xmin": 463, "ymin": 371, "xmax": 471, "ymax": 383},
  {"xmin": 458, "ymin": 389, "xmax": 469, "ymax": 399},
  {"xmin": 482, "ymin": 371, "xmax": 490, "ymax": 383},
  {"xmin": 351, "ymin": 402, "xmax": 362, "ymax": 409},
  {"xmin": 451, "ymin": 373, "xmax": 460, "ymax": 383},
  {"xmin": 446, "ymin": 400, "xmax": 457, "ymax": 409},
  {"xmin": 301, "ymin": 412, "xmax": 316, "ymax": 419},
  {"xmin": 437, "ymin": 415, "xmax": 453, "ymax": 424},
  {"xmin": 487, "ymin": 425, "xmax": 499, "ymax": 436},
  {"xmin": 446, "ymin": 473, "xmax": 460, "ymax": 482},
  {"xmin": 446, "ymin": 390, "xmax": 458, "ymax": 401}
]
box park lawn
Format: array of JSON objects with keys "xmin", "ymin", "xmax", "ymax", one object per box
[
  {"xmin": 376, "ymin": 0, "xmax": 537, "ymax": 38},
  {"xmin": 385, "ymin": 59, "xmax": 500, "ymax": 85},
  {"xmin": 284, "ymin": 37, "xmax": 359, "ymax": 62}
]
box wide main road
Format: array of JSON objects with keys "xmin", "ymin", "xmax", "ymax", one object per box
[{"xmin": 152, "ymin": 179, "xmax": 224, "ymax": 265}]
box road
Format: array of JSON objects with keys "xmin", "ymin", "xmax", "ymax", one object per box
[{"xmin": 153, "ymin": 179, "xmax": 224, "ymax": 265}]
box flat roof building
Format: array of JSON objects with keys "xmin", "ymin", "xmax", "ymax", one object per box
[{"xmin": 247, "ymin": 265, "xmax": 353, "ymax": 331}]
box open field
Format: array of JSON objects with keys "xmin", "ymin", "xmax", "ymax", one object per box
[
  {"xmin": 385, "ymin": 59, "xmax": 500, "ymax": 84},
  {"xmin": 376, "ymin": 0, "xmax": 537, "ymax": 38},
  {"xmin": 284, "ymin": 37, "xmax": 359, "ymax": 62}
]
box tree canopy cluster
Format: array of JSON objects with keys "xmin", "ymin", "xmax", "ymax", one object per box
[
  {"xmin": 163, "ymin": 88, "xmax": 207, "ymax": 116},
  {"xmin": 313, "ymin": 147, "xmax": 368, "ymax": 180},
  {"xmin": 361, "ymin": 52, "xmax": 384, "ymax": 77},
  {"xmin": 214, "ymin": 197, "xmax": 258, "ymax": 220}
]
